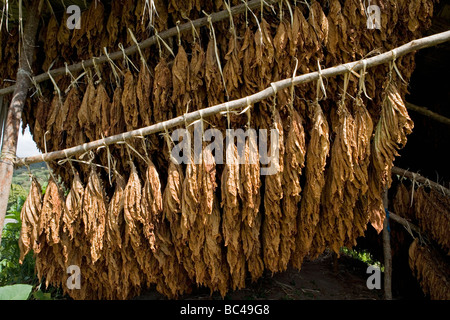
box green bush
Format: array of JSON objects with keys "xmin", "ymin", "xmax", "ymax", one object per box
[
  {"xmin": 340, "ymin": 247, "xmax": 384, "ymax": 271},
  {"xmin": 0, "ymin": 195, "xmax": 37, "ymax": 287},
  {"xmin": 1, "ymin": 182, "xmax": 63, "ymax": 300}
]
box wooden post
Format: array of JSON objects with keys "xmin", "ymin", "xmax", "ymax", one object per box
[
  {"xmin": 0, "ymin": 0, "xmax": 42, "ymax": 243},
  {"xmin": 382, "ymin": 189, "xmax": 393, "ymax": 300}
]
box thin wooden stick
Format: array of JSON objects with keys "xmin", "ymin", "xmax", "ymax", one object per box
[
  {"xmin": 392, "ymin": 166, "xmax": 450, "ymax": 197},
  {"xmin": 405, "ymin": 101, "xmax": 450, "ymax": 127},
  {"xmin": 382, "ymin": 189, "xmax": 392, "ymax": 300},
  {"xmin": 14, "ymin": 30, "xmax": 450, "ymax": 167},
  {"xmin": 388, "ymin": 211, "xmax": 421, "ymax": 235},
  {"xmin": 0, "ymin": 0, "xmax": 277, "ymax": 97}
]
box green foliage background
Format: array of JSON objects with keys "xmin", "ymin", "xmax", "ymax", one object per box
[{"xmin": 0, "ymin": 162, "xmax": 51, "ymax": 299}]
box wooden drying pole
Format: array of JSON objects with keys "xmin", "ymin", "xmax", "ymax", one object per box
[
  {"xmin": 0, "ymin": 0, "xmax": 277, "ymax": 97},
  {"xmin": 0, "ymin": 0, "xmax": 42, "ymax": 243},
  {"xmin": 405, "ymin": 102, "xmax": 450, "ymax": 127},
  {"xmin": 392, "ymin": 166, "xmax": 450, "ymax": 197},
  {"xmin": 15, "ymin": 29, "xmax": 450, "ymax": 167}
]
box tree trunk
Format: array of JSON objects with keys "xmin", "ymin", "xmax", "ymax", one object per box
[{"xmin": 0, "ymin": 0, "xmax": 42, "ymax": 244}]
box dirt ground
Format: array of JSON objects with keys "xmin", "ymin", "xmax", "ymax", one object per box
[{"xmin": 136, "ymin": 251, "xmax": 383, "ymax": 300}]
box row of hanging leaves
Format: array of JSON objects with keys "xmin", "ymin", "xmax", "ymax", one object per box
[
  {"xmin": 20, "ymin": 0, "xmax": 435, "ymax": 188},
  {"xmin": 19, "ymin": 158, "xmax": 192, "ymax": 299},
  {"xmin": 1, "ymin": 0, "xmax": 435, "ymax": 91},
  {"xmin": 18, "ymin": 75, "xmax": 415, "ymax": 299},
  {"xmin": 408, "ymin": 239, "xmax": 450, "ymax": 300},
  {"xmin": 16, "ymin": 0, "xmax": 436, "ymax": 299},
  {"xmin": 393, "ymin": 180, "xmax": 450, "ymax": 256},
  {"xmin": 389, "ymin": 176, "xmax": 450, "ymax": 299}
]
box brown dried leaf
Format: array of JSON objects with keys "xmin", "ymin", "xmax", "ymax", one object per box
[
  {"xmin": 106, "ymin": 173, "xmax": 126, "ymax": 249},
  {"xmin": 141, "ymin": 159, "xmax": 163, "ymax": 250},
  {"xmin": 289, "ymin": 7, "xmax": 303, "ymax": 57},
  {"xmin": 293, "ymin": 101, "xmax": 330, "ymax": 267},
  {"xmin": 39, "ymin": 177, "xmax": 65, "ymax": 246},
  {"xmin": 62, "ymin": 87, "xmax": 82, "ymax": 148},
  {"xmin": 137, "ymin": 64, "xmax": 153, "ymax": 127},
  {"xmin": 345, "ymin": 96, "xmax": 374, "ymax": 243},
  {"xmin": 123, "ymin": 162, "xmax": 143, "ymax": 251},
  {"xmin": 82, "ymin": 167, "xmax": 107, "ymax": 262},
  {"xmin": 280, "ymin": 110, "xmax": 306, "ymax": 271},
  {"xmin": 172, "ymin": 46, "xmax": 190, "ymax": 116},
  {"xmin": 222, "ymin": 36, "xmax": 242, "ymax": 98},
  {"xmin": 239, "ymin": 135, "xmax": 263, "ymax": 281},
  {"xmin": 309, "ymin": 1, "xmax": 328, "ymax": 46},
  {"xmin": 327, "ymin": 0, "xmax": 347, "ymax": 60},
  {"xmin": 414, "ymin": 187, "xmax": 450, "ymax": 254},
  {"xmin": 189, "ymin": 42, "xmax": 206, "ymax": 110},
  {"xmin": 369, "ymin": 82, "xmax": 413, "ymax": 233},
  {"xmin": 409, "ymin": 239, "xmax": 450, "ymax": 300},
  {"xmin": 153, "ymin": 58, "xmax": 173, "ymax": 122},
  {"xmin": 63, "ymin": 171, "xmax": 84, "ymax": 240},
  {"xmin": 163, "ymin": 162, "xmax": 195, "ymax": 278},
  {"xmin": 96, "ymin": 83, "xmax": 111, "ymax": 139},
  {"xmin": 57, "ymin": 12, "xmax": 71, "ymax": 46},
  {"xmin": 262, "ymin": 109, "xmax": 284, "ymax": 273},
  {"xmin": 19, "ymin": 178, "xmax": 42, "ymax": 262},
  {"xmin": 33, "ymin": 97, "xmax": 50, "ymax": 149},
  {"xmin": 181, "ymin": 152, "xmax": 200, "ymax": 240},
  {"xmin": 203, "ymin": 196, "xmax": 229, "ymax": 296},
  {"xmin": 205, "ymin": 39, "xmax": 225, "ymax": 107},
  {"xmin": 106, "ymin": 0, "xmax": 122, "ymax": 45},
  {"xmin": 110, "ymin": 86, "xmax": 125, "ymax": 136},
  {"xmin": 71, "ymin": 1, "xmax": 104, "ymax": 55},
  {"xmin": 254, "ymin": 18, "xmax": 274, "ymax": 89},
  {"xmin": 43, "ymin": 15, "xmax": 59, "ymax": 71},
  {"xmin": 122, "ymin": 71, "xmax": 139, "ymax": 131},
  {"xmin": 221, "ymin": 143, "xmax": 245, "ymax": 289},
  {"xmin": 77, "ymin": 81, "xmax": 96, "ymax": 141},
  {"xmin": 239, "ymin": 28, "xmax": 258, "ymax": 96}
]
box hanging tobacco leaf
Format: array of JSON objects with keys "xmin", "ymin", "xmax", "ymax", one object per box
[
  {"xmin": 19, "ymin": 177, "xmax": 42, "ymax": 263},
  {"xmin": 293, "ymin": 101, "xmax": 330, "ymax": 267}
]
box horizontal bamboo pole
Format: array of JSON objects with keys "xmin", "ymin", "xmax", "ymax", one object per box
[
  {"xmin": 405, "ymin": 101, "xmax": 450, "ymax": 126},
  {"xmin": 392, "ymin": 166, "xmax": 450, "ymax": 197},
  {"xmin": 0, "ymin": 0, "xmax": 276, "ymax": 97},
  {"xmin": 16, "ymin": 30, "xmax": 450, "ymax": 167}
]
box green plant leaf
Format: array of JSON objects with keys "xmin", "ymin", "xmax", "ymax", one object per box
[
  {"xmin": 0, "ymin": 284, "xmax": 33, "ymax": 300},
  {"xmin": 33, "ymin": 290, "xmax": 52, "ymax": 300}
]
